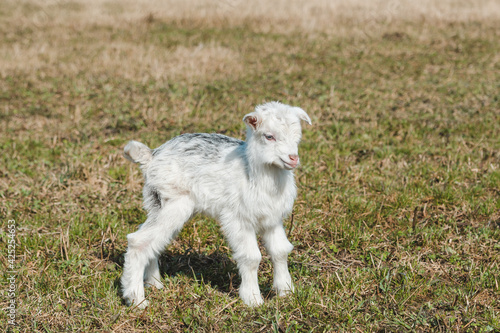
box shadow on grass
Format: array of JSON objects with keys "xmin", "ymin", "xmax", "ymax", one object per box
[
  {"xmin": 108, "ymin": 248, "xmax": 240, "ymax": 298},
  {"xmin": 160, "ymin": 248, "xmax": 239, "ymax": 294}
]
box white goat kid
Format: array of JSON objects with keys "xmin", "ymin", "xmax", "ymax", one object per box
[{"xmin": 121, "ymin": 102, "xmax": 311, "ymax": 308}]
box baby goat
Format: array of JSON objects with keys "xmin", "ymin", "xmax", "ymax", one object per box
[{"xmin": 121, "ymin": 102, "xmax": 311, "ymax": 307}]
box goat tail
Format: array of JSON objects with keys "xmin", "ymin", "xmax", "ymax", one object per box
[{"xmin": 124, "ymin": 141, "xmax": 153, "ymax": 168}]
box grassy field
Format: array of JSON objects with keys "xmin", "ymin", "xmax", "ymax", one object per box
[{"xmin": 1, "ymin": 0, "xmax": 500, "ymax": 331}]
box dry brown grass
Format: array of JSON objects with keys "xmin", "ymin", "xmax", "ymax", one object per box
[
  {"xmin": 0, "ymin": 38, "xmax": 242, "ymax": 82},
  {"xmin": 7, "ymin": 0, "xmax": 500, "ymax": 31},
  {"xmin": 2, "ymin": 0, "xmax": 500, "ymax": 81}
]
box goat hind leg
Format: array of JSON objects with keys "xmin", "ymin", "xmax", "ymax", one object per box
[
  {"xmin": 121, "ymin": 197, "xmax": 194, "ymax": 308},
  {"xmin": 121, "ymin": 226, "xmax": 154, "ymax": 309},
  {"xmin": 144, "ymin": 257, "xmax": 163, "ymax": 289}
]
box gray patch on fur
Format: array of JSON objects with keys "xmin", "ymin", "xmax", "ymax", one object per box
[
  {"xmin": 153, "ymin": 133, "xmax": 244, "ymax": 159},
  {"xmin": 149, "ymin": 187, "xmax": 162, "ymax": 208}
]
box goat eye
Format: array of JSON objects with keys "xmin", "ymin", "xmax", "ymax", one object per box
[{"xmin": 264, "ymin": 134, "xmax": 275, "ymax": 141}]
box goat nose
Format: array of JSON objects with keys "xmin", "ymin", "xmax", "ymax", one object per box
[{"xmin": 289, "ymin": 154, "xmax": 299, "ymax": 162}]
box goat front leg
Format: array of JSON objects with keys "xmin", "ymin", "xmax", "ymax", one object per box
[
  {"xmin": 224, "ymin": 222, "xmax": 263, "ymax": 306},
  {"xmin": 262, "ymin": 224, "xmax": 294, "ymax": 296}
]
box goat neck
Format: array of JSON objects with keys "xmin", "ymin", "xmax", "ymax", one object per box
[{"xmin": 243, "ymin": 137, "xmax": 294, "ymax": 195}]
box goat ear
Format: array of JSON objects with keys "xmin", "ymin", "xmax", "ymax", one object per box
[
  {"xmin": 243, "ymin": 112, "xmax": 261, "ymax": 130},
  {"xmin": 292, "ymin": 107, "xmax": 312, "ymax": 125}
]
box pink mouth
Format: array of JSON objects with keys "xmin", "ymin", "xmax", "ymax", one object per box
[{"xmin": 281, "ymin": 159, "xmax": 298, "ymax": 169}]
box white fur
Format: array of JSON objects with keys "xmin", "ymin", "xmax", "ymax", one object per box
[{"xmin": 121, "ymin": 101, "xmax": 311, "ymax": 308}]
